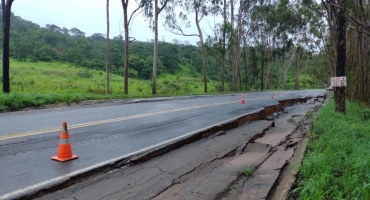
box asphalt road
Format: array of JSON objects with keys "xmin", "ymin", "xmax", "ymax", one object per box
[{"xmin": 0, "ymin": 90, "xmax": 326, "ymax": 199}]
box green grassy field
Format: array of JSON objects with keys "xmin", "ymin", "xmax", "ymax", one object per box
[
  {"xmin": 0, "ymin": 59, "xmax": 225, "ymax": 112},
  {"xmin": 292, "ymin": 99, "xmax": 370, "ymax": 199},
  {"xmin": 0, "ymin": 59, "xmax": 220, "ymax": 95}
]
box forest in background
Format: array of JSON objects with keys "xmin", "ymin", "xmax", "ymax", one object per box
[
  {"xmin": 0, "ymin": 1, "xmax": 330, "ymax": 94},
  {"xmin": 1, "ymin": 0, "xmax": 369, "ymax": 107}
]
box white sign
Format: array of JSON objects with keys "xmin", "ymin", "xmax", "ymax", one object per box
[{"xmin": 331, "ymin": 76, "xmax": 347, "ymax": 87}]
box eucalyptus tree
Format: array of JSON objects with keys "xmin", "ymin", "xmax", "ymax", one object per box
[
  {"xmin": 333, "ymin": 0, "xmax": 347, "ymax": 113},
  {"xmin": 229, "ymin": 0, "xmax": 255, "ymax": 91},
  {"xmin": 141, "ymin": 0, "xmax": 171, "ymax": 95},
  {"xmin": 205, "ymin": 25, "xmax": 224, "ymax": 90},
  {"xmin": 165, "ymin": 0, "xmax": 215, "ymax": 93},
  {"xmin": 319, "ymin": 0, "xmax": 347, "ymax": 113},
  {"xmin": 345, "ymin": 1, "xmax": 370, "ymax": 105},
  {"xmin": 319, "ymin": 0, "xmax": 370, "ymax": 109},
  {"xmin": 221, "ymin": 0, "xmax": 227, "ymax": 91},
  {"xmin": 215, "ymin": 0, "xmax": 229, "ymax": 92},
  {"xmin": 205, "ymin": 0, "xmax": 228, "ymax": 92},
  {"xmin": 121, "ymin": 0, "xmax": 143, "ymax": 94},
  {"xmin": 249, "ymin": 0, "xmax": 308, "ymax": 90},
  {"xmin": 106, "ymin": 0, "xmax": 110, "ymax": 94},
  {"xmin": 2, "ymin": 0, "xmax": 15, "ymax": 93},
  {"xmin": 249, "ymin": 1, "xmax": 273, "ymax": 91}
]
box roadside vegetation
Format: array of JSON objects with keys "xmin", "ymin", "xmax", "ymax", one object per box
[
  {"xmin": 0, "ymin": 59, "xmax": 224, "ymax": 112},
  {"xmin": 292, "ymin": 99, "xmax": 370, "ymax": 199},
  {"xmin": 0, "ymin": 54, "xmax": 324, "ymax": 112},
  {"xmin": 1, "ymin": 1, "xmax": 336, "ymax": 112}
]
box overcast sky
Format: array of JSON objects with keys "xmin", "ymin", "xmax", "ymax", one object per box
[{"xmin": 11, "ymin": 0, "xmax": 218, "ymax": 45}]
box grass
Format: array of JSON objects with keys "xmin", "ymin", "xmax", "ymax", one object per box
[
  {"xmin": 291, "ymin": 99, "xmax": 370, "ymax": 199},
  {"xmin": 0, "ymin": 59, "xmax": 232, "ymax": 112},
  {"xmin": 305, "ymin": 110, "xmax": 313, "ymax": 119},
  {"xmin": 239, "ymin": 166, "xmax": 253, "ymax": 176}
]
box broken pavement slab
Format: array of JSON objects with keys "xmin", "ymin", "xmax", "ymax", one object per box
[
  {"xmin": 37, "ymin": 120, "xmax": 273, "ymax": 200},
  {"xmin": 222, "ymin": 98, "xmax": 324, "ymax": 200}
]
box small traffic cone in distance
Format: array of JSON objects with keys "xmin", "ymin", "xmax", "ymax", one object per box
[
  {"xmin": 51, "ymin": 122, "xmax": 78, "ymax": 162},
  {"xmin": 271, "ymin": 93, "xmax": 275, "ymax": 99},
  {"xmin": 240, "ymin": 95, "xmax": 245, "ymax": 104}
]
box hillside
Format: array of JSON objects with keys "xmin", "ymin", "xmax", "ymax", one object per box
[
  {"xmin": 0, "ymin": 59, "xmax": 222, "ymax": 95},
  {"xmin": 0, "ymin": 11, "xmax": 221, "ymax": 82},
  {"xmin": 0, "ymin": 58, "xmax": 226, "ymax": 112},
  {"xmin": 0, "ymin": 10, "xmax": 330, "ymax": 93}
]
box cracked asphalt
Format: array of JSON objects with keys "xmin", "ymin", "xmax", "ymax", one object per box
[
  {"xmin": 0, "ymin": 90, "xmax": 327, "ymax": 199},
  {"xmin": 36, "ymin": 97, "xmax": 325, "ymax": 200}
]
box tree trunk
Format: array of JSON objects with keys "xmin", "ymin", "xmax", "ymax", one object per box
[
  {"xmin": 2, "ymin": 0, "xmax": 14, "ymax": 93},
  {"xmin": 200, "ymin": 37, "xmax": 207, "ymax": 93},
  {"xmin": 243, "ymin": 47, "xmax": 248, "ymax": 91},
  {"xmin": 358, "ymin": 31, "xmax": 365, "ymax": 103},
  {"xmin": 194, "ymin": 1, "xmax": 207, "ymax": 93},
  {"xmin": 260, "ymin": 50, "xmax": 264, "ymax": 91},
  {"xmin": 221, "ymin": 0, "xmax": 226, "ymax": 92},
  {"xmin": 231, "ymin": 0, "xmax": 245, "ymax": 91},
  {"xmin": 295, "ymin": 52, "xmax": 300, "ymax": 90},
  {"xmin": 334, "ymin": 0, "xmax": 346, "ymax": 113},
  {"xmin": 152, "ymin": 0, "xmax": 169, "ymax": 95},
  {"xmin": 304, "ymin": 59, "xmax": 308, "ymax": 88},
  {"xmin": 152, "ymin": 0, "xmax": 159, "ymax": 95},
  {"xmin": 123, "ymin": 2, "xmax": 129, "ymax": 94},
  {"xmin": 106, "ymin": 0, "xmax": 110, "ymax": 94}
]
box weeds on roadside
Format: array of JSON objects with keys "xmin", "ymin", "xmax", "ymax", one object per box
[
  {"xmin": 305, "ymin": 110, "xmax": 313, "ymax": 119},
  {"xmin": 292, "ymin": 99, "xmax": 370, "ymax": 199},
  {"xmin": 0, "ymin": 92, "xmax": 129, "ymax": 112},
  {"xmin": 239, "ymin": 167, "xmax": 253, "ymax": 176}
]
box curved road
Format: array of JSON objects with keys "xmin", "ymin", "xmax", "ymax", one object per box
[{"xmin": 0, "ymin": 90, "xmax": 326, "ymax": 199}]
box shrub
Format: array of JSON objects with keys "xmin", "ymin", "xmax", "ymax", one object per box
[
  {"xmin": 77, "ymin": 69, "xmax": 93, "ymax": 78},
  {"xmin": 30, "ymin": 56, "xmax": 39, "ymax": 63}
]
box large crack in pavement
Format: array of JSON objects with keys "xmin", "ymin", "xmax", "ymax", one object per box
[
  {"xmin": 221, "ymin": 98, "xmax": 327, "ymax": 200},
  {"xmin": 16, "ymin": 95, "xmax": 327, "ymax": 200}
]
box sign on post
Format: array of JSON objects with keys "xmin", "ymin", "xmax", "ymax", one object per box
[{"xmin": 331, "ymin": 77, "xmax": 347, "ymax": 87}]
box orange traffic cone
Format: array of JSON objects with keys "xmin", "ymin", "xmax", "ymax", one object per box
[
  {"xmin": 271, "ymin": 93, "xmax": 275, "ymax": 99},
  {"xmin": 240, "ymin": 95, "xmax": 245, "ymax": 104},
  {"xmin": 51, "ymin": 122, "xmax": 78, "ymax": 162}
]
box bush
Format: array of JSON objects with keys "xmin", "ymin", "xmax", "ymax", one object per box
[
  {"xmin": 77, "ymin": 69, "xmax": 93, "ymax": 78},
  {"xmin": 30, "ymin": 56, "xmax": 39, "ymax": 63},
  {"xmin": 128, "ymin": 68, "xmax": 138, "ymax": 78},
  {"xmin": 39, "ymin": 54, "xmax": 53, "ymax": 62}
]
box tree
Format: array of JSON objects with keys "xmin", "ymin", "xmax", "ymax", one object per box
[
  {"xmin": 221, "ymin": 0, "xmax": 227, "ymax": 92},
  {"xmin": 334, "ymin": 0, "xmax": 346, "ymax": 113},
  {"xmin": 164, "ymin": 0, "xmax": 211, "ymax": 93},
  {"xmin": 320, "ymin": 0, "xmax": 347, "ymax": 113},
  {"xmin": 121, "ymin": 0, "xmax": 143, "ymax": 94},
  {"xmin": 229, "ymin": 0, "xmax": 254, "ymax": 91},
  {"xmin": 142, "ymin": 0, "xmax": 171, "ymax": 95},
  {"xmin": 69, "ymin": 27, "xmax": 85, "ymax": 37},
  {"xmin": 106, "ymin": 0, "xmax": 110, "ymax": 94},
  {"xmin": 2, "ymin": 0, "xmax": 15, "ymax": 93}
]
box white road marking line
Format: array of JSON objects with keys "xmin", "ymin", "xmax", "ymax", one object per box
[{"xmin": 0, "ymin": 92, "xmax": 292, "ymax": 141}]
